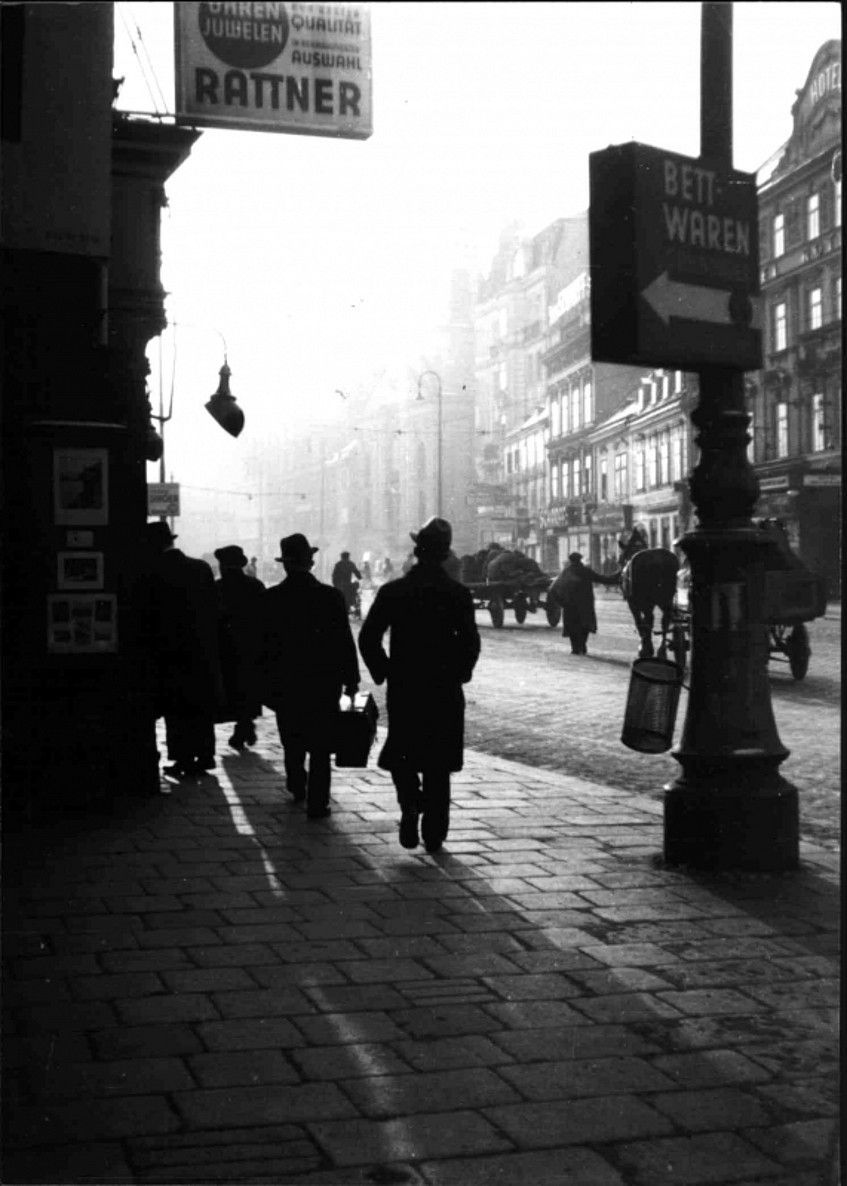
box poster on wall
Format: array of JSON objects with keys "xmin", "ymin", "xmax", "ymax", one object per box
[
  {"xmin": 56, "ymin": 552, "xmax": 104, "ymax": 591},
  {"xmin": 53, "ymin": 448, "xmax": 109, "ymax": 526},
  {"xmin": 47, "ymin": 594, "xmax": 117, "ymax": 653}
]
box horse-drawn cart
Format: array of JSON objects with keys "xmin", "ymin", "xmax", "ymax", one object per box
[
  {"xmin": 666, "ymin": 523, "xmax": 827, "ymax": 681},
  {"xmin": 464, "ymin": 575, "xmax": 561, "ymax": 629}
]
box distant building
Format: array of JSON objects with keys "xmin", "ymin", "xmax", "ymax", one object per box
[{"xmin": 749, "ymin": 39, "xmax": 842, "ymax": 594}]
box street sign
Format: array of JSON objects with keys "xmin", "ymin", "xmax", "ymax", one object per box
[
  {"xmin": 589, "ymin": 141, "xmax": 762, "ymax": 371},
  {"xmin": 147, "ymin": 482, "xmax": 180, "ymax": 517}
]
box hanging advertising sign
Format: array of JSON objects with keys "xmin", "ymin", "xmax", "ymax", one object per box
[{"xmin": 174, "ymin": 2, "xmax": 373, "ymax": 139}]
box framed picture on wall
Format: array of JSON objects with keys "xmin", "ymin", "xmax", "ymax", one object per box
[
  {"xmin": 57, "ymin": 551, "xmax": 104, "ymax": 591},
  {"xmin": 53, "ymin": 447, "xmax": 108, "ymax": 525}
]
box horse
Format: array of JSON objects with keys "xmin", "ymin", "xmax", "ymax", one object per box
[{"xmin": 618, "ymin": 529, "xmax": 680, "ymax": 659}]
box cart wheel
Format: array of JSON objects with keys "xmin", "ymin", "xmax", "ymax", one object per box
[
  {"xmin": 786, "ymin": 623, "xmax": 810, "ymax": 680},
  {"xmin": 545, "ymin": 602, "xmax": 561, "ymax": 628},
  {"xmin": 513, "ymin": 594, "xmax": 528, "ymax": 624},
  {"xmin": 489, "ymin": 595, "xmax": 505, "ymax": 629}
]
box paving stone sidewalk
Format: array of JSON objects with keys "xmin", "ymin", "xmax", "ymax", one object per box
[{"xmin": 2, "ymin": 721, "xmax": 839, "ymax": 1185}]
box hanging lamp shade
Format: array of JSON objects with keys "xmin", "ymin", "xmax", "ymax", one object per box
[{"xmin": 205, "ymin": 362, "xmax": 245, "ymax": 438}]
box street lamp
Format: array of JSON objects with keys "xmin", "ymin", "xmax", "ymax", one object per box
[{"xmin": 416, "ymin": 369, "xmax": 443, "ymax": 517}]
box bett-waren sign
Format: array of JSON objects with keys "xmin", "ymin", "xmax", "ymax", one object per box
[{"xmin": 175, "ymin": 2, "xmax": 372, "ymax": 139}]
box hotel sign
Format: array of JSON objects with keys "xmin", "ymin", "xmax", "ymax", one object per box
[
  {"xmin": 175, "ymin": 3, "xmax": 372, "ymax": 139},
  {"xmin": 589, "ymin": 141, "xmax": 762, "ymax": 370}
]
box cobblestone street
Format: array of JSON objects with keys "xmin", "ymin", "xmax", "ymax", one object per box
[{"xmin": 364, "ymin": 593, "xmax": 839, "ymax": 851}]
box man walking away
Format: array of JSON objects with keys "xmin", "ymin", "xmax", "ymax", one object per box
[
  {"xmin": 332, "ymin": 550, "xmax": 362, "ymax": 618},
  {"xmin": 141, "ymin": 521, "xmax": 222, "ymax": 779},
  {"xmin": 358, "ymin": 517, "xmax": 481, "ymax": 854},
  {"xmin": 262, "ymin": 534, "xmax": 360, "ymax": 819},
  {"xmin": 549, "ymin": 551, "xmax": 619, "ymax": 655},
  {"xmin": 214, "ymin": 544, "xmax": 265, "ymax": 751}
]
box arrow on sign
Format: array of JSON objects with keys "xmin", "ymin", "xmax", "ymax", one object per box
[{"xmin": 643, "ymin": 272, "xmax": 761, "ymax": 329}]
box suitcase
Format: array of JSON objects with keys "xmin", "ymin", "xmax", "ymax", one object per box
[{"xmin": 334, "ymin": 692, "xmax": 379, "ymax": 767}]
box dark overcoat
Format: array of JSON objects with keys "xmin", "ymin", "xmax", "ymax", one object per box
[
  {"xmin": 549, "ymin": 559, "xmax": 617, "ymax": 637},
  {"xmin": 358, "ymin": 562, "xmax": 481, "ymax": 773},
  {"xmin": 215, "ymin": 569, "xmax": 265, "ymax": 722},
  {"xmin": 261, "ymin": 571, "xmax": 360, "ymax": 742},
  {"xmin": 141, "ymin": 549, "xmax": 223, "ymax": 717}
]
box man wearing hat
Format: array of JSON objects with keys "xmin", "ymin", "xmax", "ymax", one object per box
[
  {"xmin": 358, "ymin": 517, "xmax": 480, "ymax": 853},
  {"xmin": 331, "ymin": 550, "xmax": 362, "ymax": 619},
  {"xmin": 140, "ymin": 521, "xmax": 223, "ymax": 778},
  {"xmin": 214, "ymin": 545, "xmax": 265, "ymax": 751},
  {"xmin": 548, "ymin": 551, "xmax": 620, "ymax": 655},
  {"xmin": 261, "ymin": 533, "xmax": 360, "ymax": 818}
]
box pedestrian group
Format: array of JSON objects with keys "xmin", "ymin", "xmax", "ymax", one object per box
[{"xmin": 140, "ymin": 515, "xmax": 618, "ymax": 852}]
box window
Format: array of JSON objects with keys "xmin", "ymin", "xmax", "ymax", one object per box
[
  {"xmin": 582, "ymin": 380, "xmax": 592, "ymax": 425},
  {"xmin": 599, "ymin": 454, "xmax": 608, "ymax": 501},
  {"xmin": 614, "ymin": 451, "xmax": 628, "ymax": 498},
  {"xmin": 658, "ymin": 431, "xmax": 670, "ymax": 485},
  {"xmin": 551, "ymin": 461, "xmax": 560, "ymax": 500},
  {"xmin": 551, "ymin": 396, "xmax": 560, "ymax": 437},
  {"xmin": 562, "ymin": 460, "xmax": 571, "ymax": 498},
  {"xmin": 835, "ymin": 277, "xmax": 842, "ymax": 321},
  {"xmin": 634, "ymin": 443, "xmax": 646, "ymax": 491},
  {"xmin": 811, "ymin": 393, "xmax": 827, "ymax": 452},
  {"xmin": 747, "ymin": 412, "xmax": 756, "ymax": 462},
  {"xmin": 773, "ymin": 212, "xmax": 785, "ymax": 257},
  {"xmin": 809, "ymin": 287, "xmax": 822, "ymax": 330},
  {"xmin": 561, "ymin": 392, "xmax": 569, "ymax": 435},
  {"xmin": 674, "ymin": 370, "xmax": 683, "ymax": 394},
  {"xmin": 835, "ymin": 177, "xmax": 842, "ymax": 228},
  {"xmin": 647, "ymin": 437, "xmax": 658, "ymax": 487},
  {"xmin": 807, "ymin": 192, "xmax": 820, "ymax": 240},
  {"xmin": 583, "ymin": 453, "xmax": 592, "ymax": 496},
  {"xmin": 671, "ymin": 426, "xmax": 683, "ymax": 479},
  {"xmin": 774, "ymin": 301, "xmax": 787, "ymax": 351},
  {"xmin": 776, "ymin": 402, "xmax": 789, "ymax": 458},
  {"xmin": 570, "ymin": 385, "xmax": 580, "ymax": 430}
]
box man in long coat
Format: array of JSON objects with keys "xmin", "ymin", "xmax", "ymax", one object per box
[
  {"xmin": 358, "ymin": 517, "xmax": 481, "ymax": 853},
  {"xmin": 214, "ymin": 544, "xmax": 265, "ymax": 751},
  {"xmin": 262, "ymin": 533, "xmax": 360, "ymax": 819},
  {"xmin": 141, "ymin": 521, "xmax": 223, "ymax": 778},
  {"xmin": 549, "ymin": 551, "xmax": 619, "ymax": 655},
  {"xmin": 331, "ymin": 550, "xmax": 362, "ymax": 617}
]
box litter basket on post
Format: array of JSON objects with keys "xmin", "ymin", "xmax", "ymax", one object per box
[{"xmin": 621, "ymin": 657, "xmax": 682, "ymax": 754}]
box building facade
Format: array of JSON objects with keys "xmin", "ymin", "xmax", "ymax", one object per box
[{"xmin": 748, "ymin": 39, "xmax": 842, "ymax": 593}]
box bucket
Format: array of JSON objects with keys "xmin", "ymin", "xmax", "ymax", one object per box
[{"xmin": 621, "ymin": 657, "xmax": 682, "ymax": 754}]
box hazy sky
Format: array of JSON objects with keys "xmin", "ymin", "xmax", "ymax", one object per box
[{"xmin": 113, "ymin": 2, "xmax": 841, "ymax": 485}]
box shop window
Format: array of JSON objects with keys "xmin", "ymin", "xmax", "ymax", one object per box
[
  {"xmin": 807, "ymin": 192, "xmax": 820, "ymax": 241},
  {"xmin": 773, "ymin": 212, "xmax": 785, "ymax": 257},
  {"xmin": 776, "ymin": 402, "xmax": 789, "ymax": 458},
  {"xmin": 811, "ymin": 393, "xmax": 827, "ymax": 452},
  {"xmin": 808, "ymin": 287, "xmax": 822, "ymax": 331},
  {"xmin": 773, "ymin": 301, "xmax": 787, "ymax": 352}
]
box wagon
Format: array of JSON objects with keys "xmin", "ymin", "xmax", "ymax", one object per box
[
  {"xmin": 665, "ymin": 538, "xmax": 827, "ymax": 681},
  {"xmin": 464, "ymin": 574, "xmax": 561, "ymax": 629}
]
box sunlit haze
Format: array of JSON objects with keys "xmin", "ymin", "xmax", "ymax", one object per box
[{"xmin": 112, "ymin": 1, "xmax": 840, "ymax": 541}]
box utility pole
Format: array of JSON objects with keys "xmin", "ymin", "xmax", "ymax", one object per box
[{"xmin": 663, "ymin": 3, "xmax": 798, "ymax": 869}]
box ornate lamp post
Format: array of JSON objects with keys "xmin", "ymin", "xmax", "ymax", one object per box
[{"xmin": 663, "ymin": 3, "xmax": 798, "ymax": 871}]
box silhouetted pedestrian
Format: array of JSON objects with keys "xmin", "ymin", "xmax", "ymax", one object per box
[
  {"xmin": 332, "ymin": 550, "xmax": 362, "ymax": 617},
  {"xmin": 214, "ymin": 544, "xmax": 265, "ymax": 751},
  {"xmin": 262, "ymin": 534, "xmax": 360, "ymax": 818},
  {"xmin": 549, "ymin": 551, "xmax": 619, "ymax": 655},
  {"xmin": 141, "ymin": 521, "xmax": 222, "ymax": 779},
  {"xmin": 358, "ymin": 517, "xmax": 480, "ymax": 853}
]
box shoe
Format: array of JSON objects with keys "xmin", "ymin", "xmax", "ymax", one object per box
[
  {"xmin": 245, "ymin": 725, "xmax": 257, "ymax": 747},
  {"xmin": 424, "ymin": 837, "xmax": 443, "ymax": 854},
  {"xmin": 228, "ymin": 733, "xmax": 246, "ymax": 752},
  {"xmin": 288, "ymin": 786, "xmax": 306, "ymax": 802},
  {"xmin": 162, "ymin": 762, "xmax": 187, "ymax": 779},
  {"xmin": 399, "ymin": 810, "xmax": 419, "ymax": 849},
  {"xmin": 307, "ymin": 806, "xmax": 332, "ymax": 820}
]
